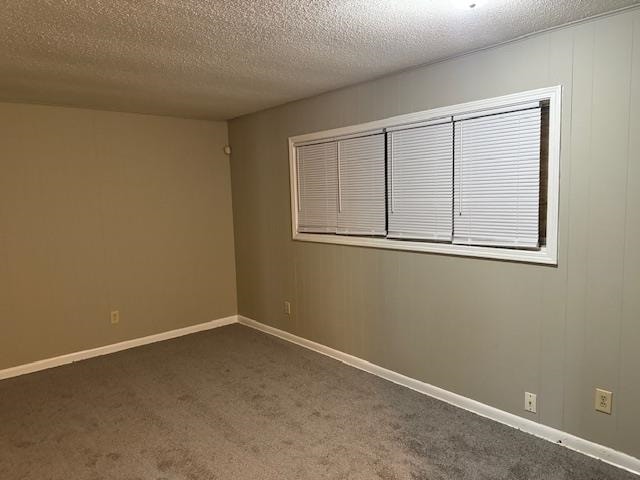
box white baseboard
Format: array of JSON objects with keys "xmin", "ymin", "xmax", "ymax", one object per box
[
  {"xmin": 0, "ymin": 315, "xmax": 239, "ymax": 381},
  {"xmin": 237, "ymin": 315, "xmax": 640, "ymax": 476},
  {"xmin": 3, "ymin": 313, "xmax": 638, "ymax": 474}
]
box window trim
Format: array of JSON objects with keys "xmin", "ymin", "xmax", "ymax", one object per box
[{"xmin": 288, "ymin": 86, "xmax": 562, "ymax": 265}]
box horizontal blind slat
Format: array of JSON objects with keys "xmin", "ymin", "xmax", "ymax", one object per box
[
  {"xmin": 388, "ymin": 122, "xmax": 454, "ymax": 241},
  {"xmin": 337, "ymin": 134, "xmax": 386, "ymax": 235},
  {"xmin": 297, "ymin": 142, "xmax": 338, "ymax": 233},
  {"xmin": 453, "ymin": 108, "xmax": 541, "ymax": 248}
]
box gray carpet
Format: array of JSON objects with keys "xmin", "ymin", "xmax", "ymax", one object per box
[{"xmin": 0, "ymin": 324, "xmax": 637, "ymax": 480}]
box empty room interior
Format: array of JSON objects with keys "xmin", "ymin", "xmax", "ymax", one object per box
[{"xmin": 2, "ymin": 1, "xmax": 640, "ymax": 478}]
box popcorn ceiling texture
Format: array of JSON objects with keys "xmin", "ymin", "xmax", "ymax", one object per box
[{"xmin": 0, "ymin": 0, "xmax": 638, "ymax": 120}]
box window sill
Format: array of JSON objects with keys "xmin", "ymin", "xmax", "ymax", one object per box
[{"xmin": 293, "ymin": 232, "xmax": 557, "ymax": 265}]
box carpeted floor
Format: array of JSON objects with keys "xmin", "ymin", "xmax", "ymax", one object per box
[{"xmin": 0, "ymin": 324, "xmax": 637, "ymax": 480}]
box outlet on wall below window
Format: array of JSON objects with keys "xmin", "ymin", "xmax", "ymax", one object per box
[
  {"xmin": 525, "ymin": 392, "xmax": 537, "ymax": 413},
  {"xmin": 595, "ymin": 388, "xmax": 612, "ymax": 414},
  {"xmin": 110, "ymin": 310, "xmax": 120, "ymax": 325},
  {"xmin": 283, "ymin": 301, "xmax": 291, "ymax": 315}
]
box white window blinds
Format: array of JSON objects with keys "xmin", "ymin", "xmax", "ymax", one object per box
[
  {"xmin": 453, "ymin": 107, "xmax": 542, "ymax": 248},
  {"xmin": 337, "ymin": 134, "xmax": 386, "ymax": 235},
  {"xmin": 387, "ymin": 122, "xmax": 454, "ymax": 241},
  {"xmin": 296, "ymin": 142, "xmax": 338, "ymax": 233}
]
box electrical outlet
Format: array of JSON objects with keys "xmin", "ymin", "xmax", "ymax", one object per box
[
  {"xmin": 110, "ymin": 310, "xmax": 120, "ymax": 325},
  {"xmin": 283, "ymin": 301, "xmax": 291, "ymax": 315},
  {"xmin": 525, "ymin": 392, "xmax": 537, "ymax": 413},
  {"xmin": 595, "ymin": 388, "xmax": 612, "ymax": 414}
]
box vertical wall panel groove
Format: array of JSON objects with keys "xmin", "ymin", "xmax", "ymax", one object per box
[
  {"xmin": 617, "ymin": 8, "xmax": 640, "ymax": 454},
  {"xmin": 229, "ymin": 8, "xmax": 640, "ymax": 459}
]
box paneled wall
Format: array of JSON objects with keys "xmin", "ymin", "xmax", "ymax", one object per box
[{"xmin": 229, "ymin": 9, "xmax": 640, "ymax": 457}]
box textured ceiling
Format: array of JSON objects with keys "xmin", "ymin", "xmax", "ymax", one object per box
[{"xmin": 1, "ymin": 1, "xmax": 638, "ymax": 120}]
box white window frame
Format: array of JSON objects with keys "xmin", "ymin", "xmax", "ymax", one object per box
[{"xmin": 288, "ymin": 86, "xmax": 562, "ymax": 265}]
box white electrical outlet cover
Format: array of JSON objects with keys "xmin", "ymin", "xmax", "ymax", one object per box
[
  {"xmin": 525, "ymin": 392, "xmax": 537, "ymax": 413},
  {"xmin": 595, "ymin": 388, "xmax": 612, "ymax": 414}
]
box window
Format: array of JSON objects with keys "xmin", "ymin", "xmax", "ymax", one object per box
[
  {"xmin": 453, "ymin": 105, "xmax": 542, "ymax": 248},
  {"xmin": 297, "ymin": 142, "xmax": 338, "ymax": 233},
  {"xmin": 337, "ymin": 134, "xmax": 386, "ymax": 235},
  {"xmin": 387, "ymin": 120, "xmax": 454, "ymax": 241},
  {"xmin": 289, "ymin": 87, "xmax": 561, "ymax": 265}
]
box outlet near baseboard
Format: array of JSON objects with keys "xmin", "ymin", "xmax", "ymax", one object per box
[
  {"xmin": 525, "ymin": 392, "xmax": 537, "ymax": 413},
  {"xmin": 595, "ymin": 388, "xmax": 612, "ymax": 414}
]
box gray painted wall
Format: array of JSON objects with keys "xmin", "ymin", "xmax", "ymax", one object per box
[{"xmin": 229, "ymin": 9, "xmax": 640, "ymax": 458}]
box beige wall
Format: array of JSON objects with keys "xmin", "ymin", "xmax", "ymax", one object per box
[
  {"xmin": 229, "ymin": 9, "xmax": 640, "ymax": 458},
  {"xmin": 0, "ymin": 103, "xmax": 237, "ymax": 370}
]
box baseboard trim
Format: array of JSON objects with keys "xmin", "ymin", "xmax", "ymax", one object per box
[
  {"xmin": 0, "ymin": 315, "xmax": 239, "ymax": 381},
  {"xmin": 237, "ymin": 315, "xmax": 640, "ymax": 476}
]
